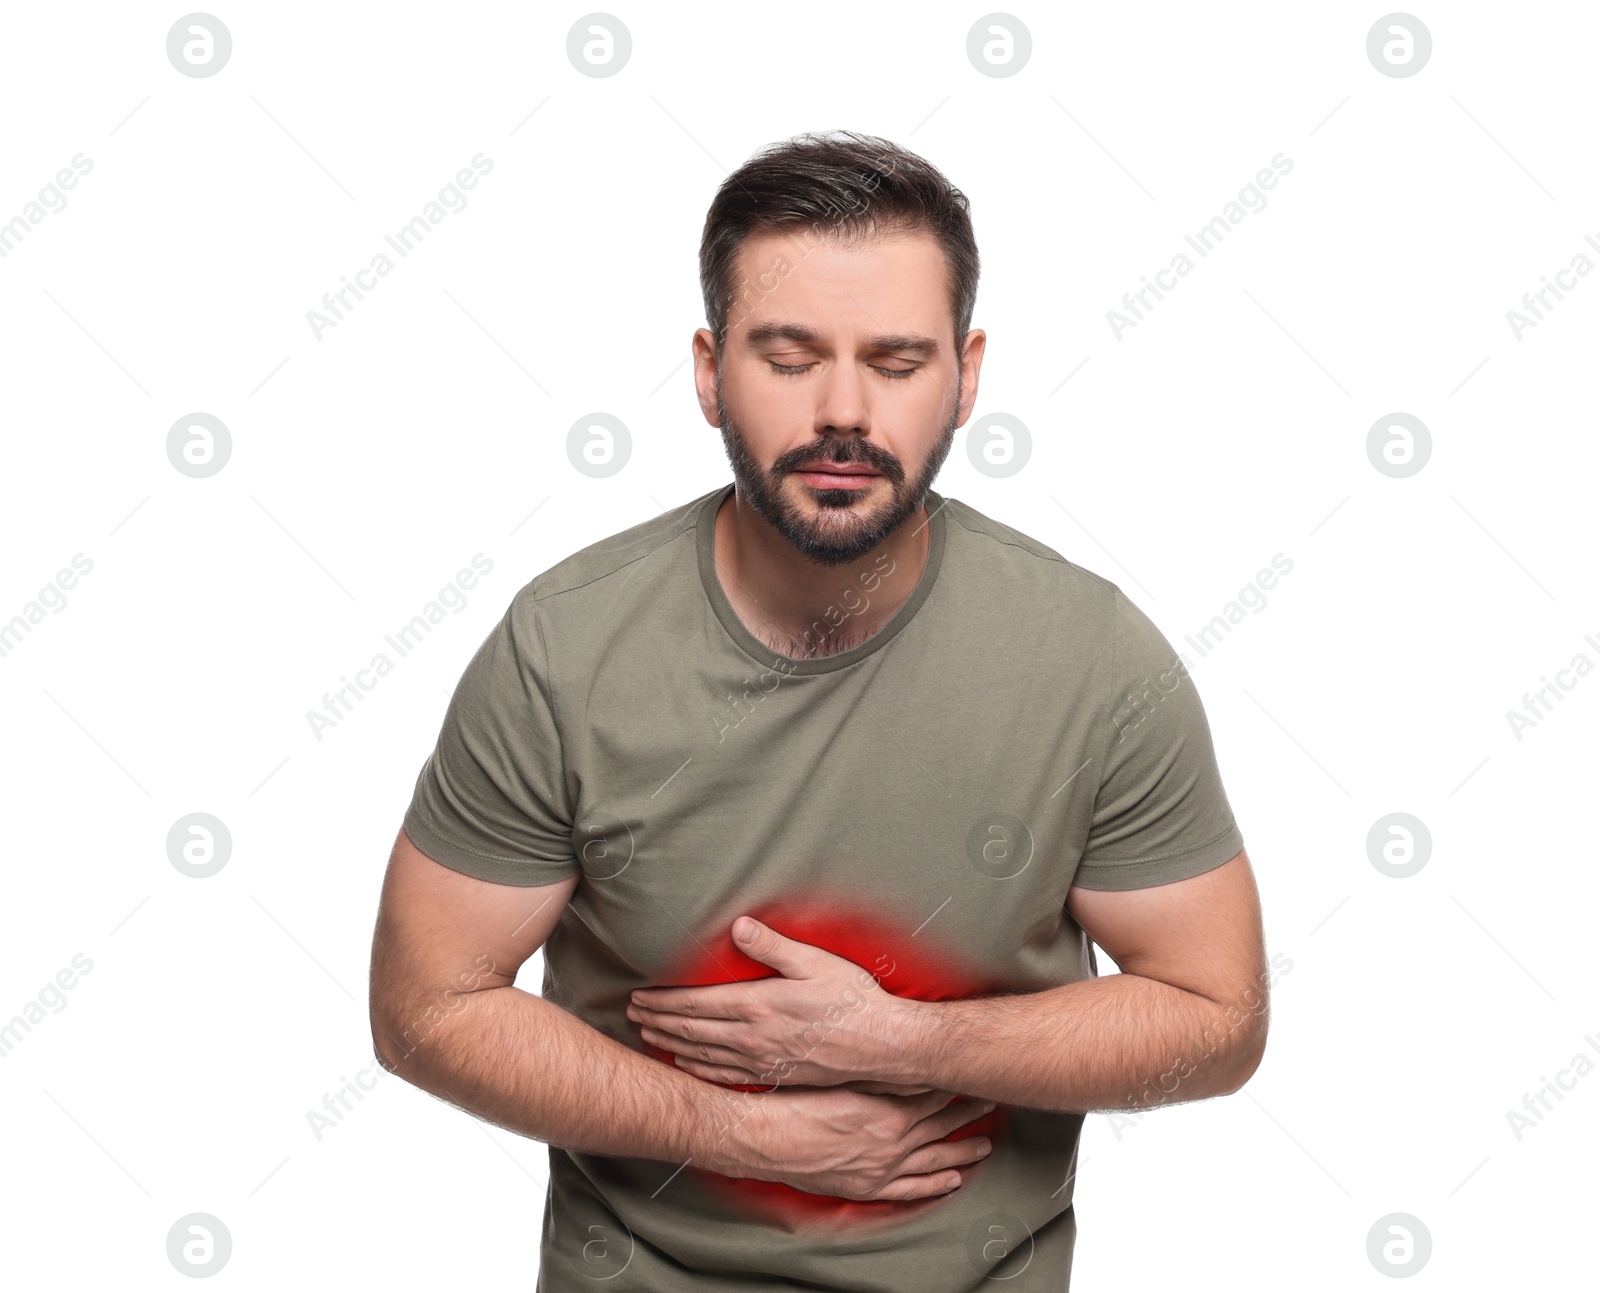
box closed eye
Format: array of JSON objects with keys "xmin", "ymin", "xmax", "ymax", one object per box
[{"xmin": 768, "ymin": 361, "xmax": 917, "ymax": 380}]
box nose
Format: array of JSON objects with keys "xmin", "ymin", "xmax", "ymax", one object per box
[{"xmin": 813, "ymin": 359, "xmax": 869, "ymax": 440}]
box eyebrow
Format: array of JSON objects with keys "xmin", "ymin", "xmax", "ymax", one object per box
[{"xmin": 741, "ymin": 320, "xmax": 941, "ymax": 357}]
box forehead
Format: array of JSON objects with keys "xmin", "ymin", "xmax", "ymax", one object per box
[{"xmin": 730, "ymin": 227, "xmax": 951, "ymax": 340}]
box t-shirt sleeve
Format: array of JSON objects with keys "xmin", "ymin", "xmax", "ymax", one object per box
[
  {"xmin": 1071, "ymin": 588, "xmax": 1244, "ymax": 891},
  {"xmin": 401, "ymin": 590, "xmax": 580, "ymax": 885}
]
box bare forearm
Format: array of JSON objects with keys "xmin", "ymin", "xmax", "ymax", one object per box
[
  {"xmin": 376, "ymin": 985, "xmax": 739, "ymax": 1170},
  {"xmin": 884, "ymin": 973, "xmax": 1267, "ymax": 1113}
]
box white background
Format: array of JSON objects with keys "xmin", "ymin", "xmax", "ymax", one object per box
[{"xmin": 1, "ymin": 1, "xmax": 1595, "ymax": 1287}]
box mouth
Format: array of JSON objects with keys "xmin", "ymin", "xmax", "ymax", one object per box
[{"xmin": 792, "ymin": 463, "xmax": 882, "ymax": 490}]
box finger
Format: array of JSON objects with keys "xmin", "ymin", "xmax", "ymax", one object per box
[
  {"xmin": 628, "ymin": 989, "xmax": 746, "ymax": 1021},
  {"xmin": 864, "ymin": 1152, "xmax": 972, "ymax": 1203},
  {"xmin": 732, "ymin": 917, "xmax": 815, "ymax": 978},
  {"xmin": 840, "ymin": 1081, "xmax": 935, "ymax": 1096},
  {"xmin": 674, "ymin": 1057, "xmax": 775, "ymax": 1087},
  {"xmin": 909, "ymin": 1096, "xmax": 998, "ymax": 1145},
  {"xmin": 790, "ymin": 1162, "xmax": 964, "ymax": 1204},
  {"xmin": 888, "ymin": 1087, "xmax": 965, "ymax": 1122},
  {"xmin": 639, "ymin": 1026, "xmax": 756, "ymax": 1071},
  {"xmin": 633, "ymin": 1008, "xmax": 746, "ymax": 1049},
  {"xmin": 858, "ymin": 1171, "xmax": 964, "ymax": 1202},
  {"xmin": 895, "ymin": 1136, "xmax": 993, "ymax": 1183}
]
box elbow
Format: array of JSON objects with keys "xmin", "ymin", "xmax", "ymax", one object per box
[
  {"xmin": 368, "ymin": 960, "xmax": 446, "ymax": 1079},
  {"xmin": 1224, "ymin": 1017, "xmax": 1269, "ymax": 1094},
  {"xmin": 368, "ymin": 982, "xmax": 418, "ymax": 1078},
  {"xmin": 372, "ymin": 1031, "xmax": 404, "ymax": 1076},
  {"xmin": 370, "ymin": 1008, "xmax": 405, "ymax": 1076},
  {"xmin": 369, "ymin": 979, "xmax": 480, "ymax": 1080}
]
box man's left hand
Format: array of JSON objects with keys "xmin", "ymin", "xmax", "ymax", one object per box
[{"xmin": 627, "ymin": 917, "xmax": 922, "ymax": 1089}]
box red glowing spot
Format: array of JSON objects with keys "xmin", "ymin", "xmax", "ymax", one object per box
[{"xmin": 637, "ymin": 897, "xmax": 1014, "ymax": 1229}]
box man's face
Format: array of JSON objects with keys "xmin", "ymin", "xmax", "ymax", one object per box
[{"xmin": 699, "ymin": 227, "xmax": 981, "ymax": 567}]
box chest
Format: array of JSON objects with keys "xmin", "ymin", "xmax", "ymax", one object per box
[{"xmin": 559, "ymin": 650, "xmax": 1102, "ymax": 990}]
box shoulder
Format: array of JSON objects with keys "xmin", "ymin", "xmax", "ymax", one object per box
[
  {"xmin": 489, "ymin": 487, "xmax": 720, "ymax": 671},
  {"xmin": 512, "ymin": 486, "xmax": 720, "ymax": 614},
  {"xmin": 937, "ymin": 492, "xmax": 1123, "ymax": 616}
]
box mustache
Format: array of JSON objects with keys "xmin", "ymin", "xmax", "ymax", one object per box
[{"xmin": 780, "ymin": 441, "xmax": 903, "ymax": 480}]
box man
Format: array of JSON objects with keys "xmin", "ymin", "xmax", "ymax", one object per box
[{"xmin": 369, "ymin": 130, "xmax": 1270, "ymax": 1290}]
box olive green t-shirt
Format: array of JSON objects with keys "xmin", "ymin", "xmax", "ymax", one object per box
[{"xmin": 402, "ymin": 481, "xmax": 1244, "ymax": 1292}]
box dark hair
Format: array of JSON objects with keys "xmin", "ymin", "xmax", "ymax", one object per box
[{"xmin": 699, "ymin": 130, "xmax": 980, "ymax": 356}]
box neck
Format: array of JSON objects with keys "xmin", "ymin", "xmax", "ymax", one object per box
[{"xmin": 713, "ymin": 486, "xmax": 933, "ymax": 660}]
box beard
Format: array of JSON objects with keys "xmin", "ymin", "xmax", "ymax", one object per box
[{"xmin": 716, "ymin": 372, "xmax": 961, "ymax": 568}]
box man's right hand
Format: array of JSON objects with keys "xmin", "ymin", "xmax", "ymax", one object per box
[{"xmin": 699, "ymin": 1083, "xmax": 995, "ymax": 1201}]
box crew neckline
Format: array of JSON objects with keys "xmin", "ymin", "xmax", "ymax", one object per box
[{"xmin": 695, "ymin": 481, "xmax": 949, "ymax": 675}]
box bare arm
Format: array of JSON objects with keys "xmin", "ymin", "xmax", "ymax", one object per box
[
  {"xmin": 887, "ymin": 849, "xmax": 1271, "ymax": 1110},
  {"xmin": 633, "ymin": 850, "xmax": 1271, "ymax": 1115},
  {"xmin": 368, "ymin": 825, "xmax": 724, "ymax": 1162},
  {"xmin": 368, "ymin": 827, "xmax": 994, "ymax": 1198}
]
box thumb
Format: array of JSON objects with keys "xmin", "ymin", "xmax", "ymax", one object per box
[{"xmin": 732, "ymin": 917, "xmax": 810, "ymax": 976}]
